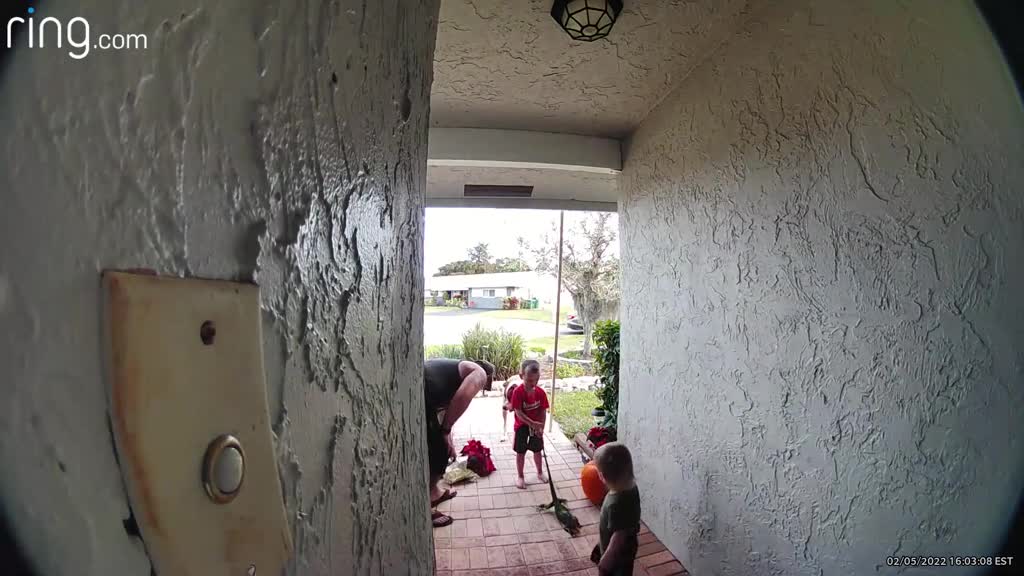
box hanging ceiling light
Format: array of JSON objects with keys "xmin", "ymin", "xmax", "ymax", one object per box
[{"xmin": 551, "ymin": 0, "xmax": 623, "ymax": 42}]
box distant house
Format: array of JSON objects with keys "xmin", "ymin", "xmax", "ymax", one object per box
[{"xmin": 426, "ymin": 271, "xmax": 560, "ymax": 309}]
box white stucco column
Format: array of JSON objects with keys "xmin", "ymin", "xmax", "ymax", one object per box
[{"xmin": 0, "ymin": 1, "xmax": 439, "ymax": 574}]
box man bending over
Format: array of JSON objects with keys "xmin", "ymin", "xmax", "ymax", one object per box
[{"xmin": 423, "ymin": 358, "xmax": 495, "ymax": 528}]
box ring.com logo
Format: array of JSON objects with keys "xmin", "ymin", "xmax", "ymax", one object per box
[{"xmin": 6, "ymin": 2, "xmax": 148, "ymax": 60}]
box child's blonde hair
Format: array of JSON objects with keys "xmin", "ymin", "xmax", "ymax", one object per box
[{"xmin": 594, "ymin": 442, "xmax": 634, "ymax": 486}]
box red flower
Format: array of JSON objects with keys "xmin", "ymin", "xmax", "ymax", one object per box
[
  {"xmin": 461, "ymin": 438, "xmax": 496, "ymax": 475},
  {"xmin": 587, "ymin": 426, "xmax": 614, "ymax": 449}
]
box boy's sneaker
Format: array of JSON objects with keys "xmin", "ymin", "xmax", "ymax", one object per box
[{"xmin": 515, "ymin": 476, "xmax": 526, "ymax": 490}]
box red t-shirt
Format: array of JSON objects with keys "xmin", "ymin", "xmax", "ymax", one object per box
[{"xmin": 510, "ymin": 384, "xmax": 549, "ymax": 431}]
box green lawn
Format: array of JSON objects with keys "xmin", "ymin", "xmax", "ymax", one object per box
[
  {"xmin": 550, "ymin": 390, "xmax": 600, "ymax": 439},
  {"xmin": 524, "ymin": 333, "xmax": 586, "ymax": 355},
  {"xmin": 478, "ymin": 308, "xmax": 573, "ymax": 323},
  {"xmin": 424, "ymin": 306, "xmax": 461, "ymax": 314}
]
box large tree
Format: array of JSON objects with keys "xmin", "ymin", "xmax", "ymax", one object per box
[
  {"xmin": 492, "ymin": 257, "xmax": 531, "ymax": 273},
  {"xmin": 435, "ymin": 243, "xmax": 531, "ymax": 276},
  {"xmin": 534, "ymin": 212, "xmax": 620, "ymax": 357},
  {"xmin": 436, "ymin": 259, "xmax": 485, "ymax": 276},
  {"xmin": 467, "ymin": 242, "xmax": 492, "ymax": 266}
]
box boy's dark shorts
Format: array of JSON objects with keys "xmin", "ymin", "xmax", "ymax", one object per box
[
  {"xmin": 513, "ymin": 426, "xmax": 544, "ymax": 454},
  {"xmin": 592, "ymin": 539, "xmax": 638, "ymax": 576}
]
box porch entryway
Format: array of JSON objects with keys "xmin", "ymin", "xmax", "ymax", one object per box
[{"xmin": 434, "ymin": 397, "xmax": 688, "ymax": 576}]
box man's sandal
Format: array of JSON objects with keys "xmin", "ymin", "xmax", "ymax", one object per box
[
  {"xmin": 431, "ymin": 488, "xmax": 457, "ymax": 508},
  {"xmin": 432, "ymin": 511, "xmax": 454, "ymax": 528}
]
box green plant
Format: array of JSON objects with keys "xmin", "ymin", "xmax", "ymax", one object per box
[
  {"xmin": 550, "ymin": 390, "xmax": 600, "ymax": 439},
  {"xmin": 593, "ymin": 320, "xmax": 620, "ymax": 430},
  {"xmin": 424, "ymin": 344, "xmax": 464, "ymax": 360},
  {"xmin": 529, "ymin": 346, "xmax": 548, "ymax": 355},
  {"xmin": 556, "ymin": 362, "xmax": 585, "ymax": 379},
  {"xmin": 461, "ymin": 323, "xmax": 524, "ymax": 380}
]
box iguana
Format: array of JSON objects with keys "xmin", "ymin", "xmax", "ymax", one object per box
[{"xmin": 536, "ymin": 448, "xmax": 582, "ymax": 536}]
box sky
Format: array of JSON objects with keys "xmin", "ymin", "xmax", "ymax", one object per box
[{"xmin": 423, "ymin": 208, "xmax": 618, "ymax": 276}]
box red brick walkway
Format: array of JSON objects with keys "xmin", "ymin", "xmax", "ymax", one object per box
[{"xmin": 434, "ymin": 396, "xmax": 689, "ymax": 576}]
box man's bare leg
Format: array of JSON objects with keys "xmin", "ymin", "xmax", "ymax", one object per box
[
  {"xmin": 430, "ymin": 474, "xmax": 447, "ymax": 503},
  {"xmin": 515, "ymin": 452, "xmax": 526, "ymax": 489},
  {"xmin": 534, "ymin": 451, "xmax": 546, "ymax": 483},
  {"xmin": 430, "ymin": 473, "xmax": 455, "ymax": 527}
]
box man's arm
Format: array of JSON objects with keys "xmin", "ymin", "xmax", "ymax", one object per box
[{"xmin": 598, "ymin": 531, "xmax": 629, "ymax": 574}]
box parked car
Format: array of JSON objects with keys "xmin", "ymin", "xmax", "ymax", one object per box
[{"xmin": 566, "ymin": 314, "xmax": 584, "ymax": 333}]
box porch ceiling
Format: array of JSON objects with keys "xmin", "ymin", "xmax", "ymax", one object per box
[
  {"xmin": 425, "ymin": 127, "xmax": 619, "ymax": 210},
  {"xmin": 432, "ymin": 0, "xmax": 754, "ymax": 139},
  {"xmin": 426, "ymin": 164, "xmax": 618, "ymax": 210}
]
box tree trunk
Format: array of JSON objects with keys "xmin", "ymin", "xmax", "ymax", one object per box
[
  {"xmin": 572, "ymin": 290, "xmax": 598, "ymax": 358},
  {"xmin": 582, "ymin": 320, "xmax": 594, "ymax": 357},
  {"xmin": 571, "ymin": 290, "xmax": 617, "ymax": 359}
]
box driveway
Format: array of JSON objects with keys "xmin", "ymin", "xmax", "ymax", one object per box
[{"xmin": 425, "ymin": 308, "xmax": 568, "ymax": 346}]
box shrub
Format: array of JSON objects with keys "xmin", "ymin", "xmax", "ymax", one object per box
[
  {"xmin": 461, "ymin": 323, "xmax": 524, "ymax": 380},
  {"xmin": 424, "ymin": 344, "xmax": 465, "ymax": 360},
  {"xmin": 593, "ymin": 320, "xmax": 620, "ymax": 430},
  {"xmin": 555, "ymin": 362, "xmax": 585, "ymax": 379}
]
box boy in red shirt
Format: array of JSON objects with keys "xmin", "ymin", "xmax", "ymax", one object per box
[{"xmin": 510, "ymin": 359, "xmax": 549, "ymax": 489}]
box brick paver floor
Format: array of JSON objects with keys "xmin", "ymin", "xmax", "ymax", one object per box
[{"xmin": 434, "ymin": 395, "xmax": 689, "ymax": 576}]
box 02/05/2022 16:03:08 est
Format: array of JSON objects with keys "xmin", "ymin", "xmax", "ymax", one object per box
[{"xmin": 886, "ymin": 556, "xmax": 1014, "ymax": 568}]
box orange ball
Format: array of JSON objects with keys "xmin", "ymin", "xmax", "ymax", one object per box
[{"xmin": 580, "ymin": 461, "xmax": 608, "ymax": 507}]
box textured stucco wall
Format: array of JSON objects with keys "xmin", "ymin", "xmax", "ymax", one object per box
[
  {"xmin": 620, "ymin": 1, "xmax": 1024, "ymax": 575},
  {"xmin": 0, "ymin": 1, "xmax": 439, "ymax": 574}
]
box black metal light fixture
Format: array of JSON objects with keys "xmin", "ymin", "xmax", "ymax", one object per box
[{"xmin": 551, "ymin": 0, "xmax": 623, "ymax": 42}]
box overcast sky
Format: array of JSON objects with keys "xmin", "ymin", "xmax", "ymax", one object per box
[{"xmin": 424, "ymin": 208, "xmax": 618, "ymax": 276}]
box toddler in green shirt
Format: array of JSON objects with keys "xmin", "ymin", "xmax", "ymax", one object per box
[{"xmin": 590, "ymin": 442, "xmax": 641, "ymax": 576}]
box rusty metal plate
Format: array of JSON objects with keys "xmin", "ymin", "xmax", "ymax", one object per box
[{"xmin": 104, "ymin": 272, "xmax": 291, "ymax": 576}]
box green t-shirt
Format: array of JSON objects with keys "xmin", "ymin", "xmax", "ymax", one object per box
[{"xmin": 599, "ymin": 485, "xmax": 642, "ymax": 557}]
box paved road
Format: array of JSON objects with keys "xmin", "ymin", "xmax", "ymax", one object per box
[{"xmin": 424, "ymin": 308, "xmax": 574, "ymax": 346}]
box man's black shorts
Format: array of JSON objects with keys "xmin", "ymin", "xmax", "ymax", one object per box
[
  {"xmin": 513, "ymin": 425, "xmax": 544, "ymax": 454},
  {"xmin": 426, "ymin": 408, "xmax": 449, "ymax": 476}
]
